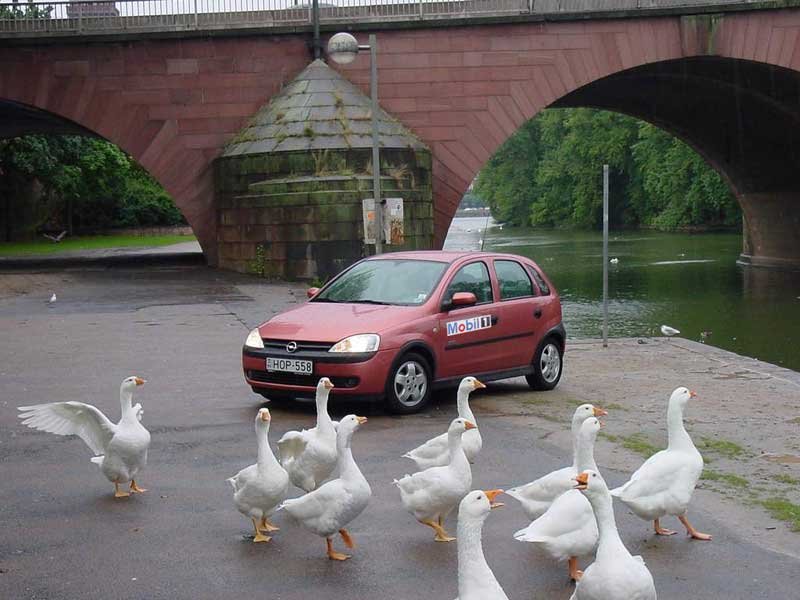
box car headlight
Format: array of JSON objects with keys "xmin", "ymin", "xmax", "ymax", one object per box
[
  {"xmin": 244, "ymin": 328, "xmax": 264, "ymax": 349},
  {"xmin": 329, "ymin": 334, "xmax": 380, "ymax": 353}
]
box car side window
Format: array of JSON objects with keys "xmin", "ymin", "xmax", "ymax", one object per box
[
  {"xmin": 526, "ymin": 265, "xmax": 550, "ymax": 296},
  {"xmin": 495, "ymin": 260, "xmax": 533, "ymax": 300},
  {"xmin": 444, "ymin": 262, "xmax": 493, "ymax": 304}
]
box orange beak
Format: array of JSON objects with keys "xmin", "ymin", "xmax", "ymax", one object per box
[
  {"xmin": 593, "ymin": 406, "xmax": 608, "ymax": 417},
  {"xmin": 574, "ymin": 472, "xmax": 589, "ymax": 490},
  {"xmin": 134, "ymin": 377, "xmax": 146, "ymax": 386},
  {"xmin": 473, "ymin": 379, "xmax": 486, "ymax": 389},
  {"xmin": 260, "ymin": 409, "xmax": 270, "ymax": 422},
  {"xmin": 484, "ymin": 489, "xmax": 504, "ymax": 508},
  {"xmin": 323, "ymin": 379, "xmax": 334, "ymax": 390},
  {"xmin": 464, "ymin": 420, "xmax": 477, "ymax": 431},
  {"xmin": 356, "ymin": 416, "xmax": 368, "ymax": 425},
  {"xmin": 689, "ymin": 390, "xmax": 697, "ymax": 399},
  {"xmin": 599, "ymin": 420, "xmax": 605, "ymax": 428}
]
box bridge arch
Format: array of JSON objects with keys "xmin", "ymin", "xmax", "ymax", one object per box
[{"xmin": 334, "ymin": 12, "xmax": 800, "ymax": 268}]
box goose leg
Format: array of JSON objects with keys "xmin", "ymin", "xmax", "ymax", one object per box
[
  {"xmin": 327, "ymin": 537, "xmax": 350, "ymax": 561},
  {"xmin": 251, "ymin": 518, "xmax": 271, "ymax": 543},
  {"xmin": 260, "ymin": 517, "xmax": 280, "ymax": 533},
  {"xmin": 678, "ymin": 515, "xmax": 712, "ymax": 540},
  {"xmin": 653, "ymin": 519, "xmax": 676, "ymax": 536},
  {"xmin": 114, "ymin": 482, "xmax": 130, "ymax": 498},
  {"xmin": 421, "ymin": 518, "xmax": 455, "ymax": 542},
  {"xmin": 568, "ymin": 557, "xmax": 583, "ymax": 581},
  {"xmin": 129, "ymin": 480, "xmax": 148, "ymax": 494},
  {"xmin": 339, "ymin": 528, "xmax": 355, "ymax": 549}
]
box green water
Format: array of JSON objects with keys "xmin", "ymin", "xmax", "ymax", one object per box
[{"xmin": 445, "ymin": 217, "xmax": 800, "ymax": 372}]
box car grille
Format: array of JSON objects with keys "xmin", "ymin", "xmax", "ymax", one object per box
[
  {"xmin": 262, "ymin": 339, "xmax": 334, "ymax": 352},
  {"xmin": 247, "ymin": 370, "xmax": 359, "ymax": 389}
]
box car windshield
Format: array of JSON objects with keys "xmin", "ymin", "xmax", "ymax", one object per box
[{"xmin": 314, "ymin": 259, "xmax": 448, "ymax": 306}]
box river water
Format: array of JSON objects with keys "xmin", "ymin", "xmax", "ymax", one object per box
[{"xmin": 444, "ymin": 216, "xmax": 800, "ymax": 372}]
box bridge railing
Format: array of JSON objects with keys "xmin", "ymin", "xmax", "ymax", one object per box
[{"xmin": 0, "ymin": 0, "xmax": 760, "ymax": 37}]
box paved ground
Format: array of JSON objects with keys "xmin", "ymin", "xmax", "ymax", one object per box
[{"xmin": 1, "ymin": 263, "xmax": 799, "ymax": 599}]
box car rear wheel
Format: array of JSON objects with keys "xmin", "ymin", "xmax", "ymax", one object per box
[
  {"xmin": 384, "ymin": 352, "xmax": 432, "ymax": 414},
  {"xmin": 526, "ymin": 337, "xmax": 563, "ymax": 391}
]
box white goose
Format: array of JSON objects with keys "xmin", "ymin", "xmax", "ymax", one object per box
[
  {"xmin": 395, "ymin": 418, "xmax": 475, "ymax": 542},
  {"xmin": 514, "ymin": 417, "xmax": 602, "ymax": 581},
  {"xmin": 570, "ymin": 470, "xmax": 656, "ymax": 600},
  {"xmin": 455, "ymin": 489, "xmax": 509, "ymax": 600},
  {"xmin": 404, "ymin": 377, "xmax": 485, "ymax": 469},
  {"xmin": 277, "ymin": 377, "xmax": 338, "ymax": 492},
  {"xmin": 280, "ymin": 414, "xmax": 371, "ymax": 561},
  {"xmin": 507, "ymin": 404, "xmax": 607, "ymax": 519},
  {"xmin": 18, "ymin": 376, "xmax": 150, "ymax": 498},
  {"xmin": 611, "ymin": 387, "xmax": 711, "ymax": 540},
  {"xmin": 228, "ymin": 408, "xmax": 290, "ymax": 543}
]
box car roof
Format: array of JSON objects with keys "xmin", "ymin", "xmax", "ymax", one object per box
[{"xmin": 366, "ymin": 250, "xmax": 533, "ymax": 264}]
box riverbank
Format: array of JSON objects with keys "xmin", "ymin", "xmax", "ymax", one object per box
[{"xmin": 0, "ymin": 232, "xmax": 196, "ymax": 256}]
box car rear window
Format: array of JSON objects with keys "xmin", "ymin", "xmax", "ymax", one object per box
[
  {"xmin": 495, "ymin": 260, "xmax": 533, "ymax": 300},
  {"xmin": 314, "ymin": 259, "xmax": 447, "ymax": 306},
  {"xmin": 526, "ymin": 265, "xmax": 551, "ymax": 296}
]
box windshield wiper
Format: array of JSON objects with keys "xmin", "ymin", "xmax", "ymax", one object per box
[{"xmin": 351, "ymin": 299, "xmax": 392, "ymax": 305}]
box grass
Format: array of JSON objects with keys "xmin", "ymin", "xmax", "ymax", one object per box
[
  {"xmin": 698, "ymin": 437, "xmax": 746, "ymax": 458},
  {"xmin": 604, "ymin": 402, "xmax": 628, "ymax": 411},
  {"xmin": 620, "ymin": 434, "xmax": 661, "ymax": 458},
  {"xmin": 700, "ymin": 468, "xmax": 749, "ymax": 488},
  {"xmin": 761, "ymin": 498, "xmax": 800, "ymax": 531},
  {"xmin": 772, "ymin": 474, "xmax": 800, "ymax": 486},
  {"xmin": 598, "ymin": 431, "xmax": 619, "ymax": 443},
  {"xmin": 0, "ymin": 234, "xmax": 196, "ymax": 256}
]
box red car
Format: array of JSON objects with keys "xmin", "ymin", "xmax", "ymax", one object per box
[{"xmin": 242, "ymin": 251, "xmax": 564, "ymax": 413}]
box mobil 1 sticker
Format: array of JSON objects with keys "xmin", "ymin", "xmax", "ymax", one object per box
[{"xmin": 446, "ymin": 315, "xmax": 492, "ymax": 336}]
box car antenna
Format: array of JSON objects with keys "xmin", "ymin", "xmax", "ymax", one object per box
[{"xmin": 479, "ymin": 206, "xmax": 491, "ymax": 252}]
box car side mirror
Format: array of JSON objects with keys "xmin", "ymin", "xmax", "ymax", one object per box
[
  {"xmin": 442, "ymin": 291, "xmax": 477, "ymax": 311},
  {"xmin": 307, "ymin": 287, "xmax": 320, "ymax": 298}
]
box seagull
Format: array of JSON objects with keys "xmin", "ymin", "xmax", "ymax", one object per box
[
  {"xmin": 660, "ymin": 325, "xmax": 680, "ymax": 336},
  {"xmin": 48, "ymin": 293, "xmax": 57, "ymax": 304},
  {"xmin": 610, "ymin": 258, "xmax": 619, "ymax": 264}
]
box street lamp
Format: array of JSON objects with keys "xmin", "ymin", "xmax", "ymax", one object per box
[{"xmin": 327, "ymin": 32, "xmax": 383, "ymax": 255}]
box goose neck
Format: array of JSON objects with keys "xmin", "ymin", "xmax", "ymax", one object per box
[
  {"xmin": 587, "ymin": 490, "xmax": 629, "ymax": 562},
  {"xmin": 315, "ymin": 391, "xmax": 335, "ymax": 433},
  {"xmin": 575, "ymin": 433, "xmax": 598, "ymax": 473},
  {"xmin": 447, "ymin": 430, "xmax": 469, "ymax": 469},
  {"xmin": 456, "ymin": 390, "xmax": 476, "ymax": 423},
  {"xmin": 336, "ymin": 430, "xmax": 363, "ymax": 482},
  {"xmin": 666, "ymin": 400, "xmax": 694, "ymax": 451},
  {"xmin": 457, "ymin": 517, "xmax": 496, "ymax": 597},
  {"xmin": 119, "ymin": 387, "xmax": 135, "ymax": 420},
  {"xmin": 256, "ymin": 425, "xmax": 280, "ymax": 469}
]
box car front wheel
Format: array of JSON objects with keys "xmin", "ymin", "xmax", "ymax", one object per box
[
  {"xmin": 384, "ymin": 352, "xmax": 432, "ymax": 414},
  {"xmin": 526, "ymin": 338, "xmax": 563, "ymax": 391}
]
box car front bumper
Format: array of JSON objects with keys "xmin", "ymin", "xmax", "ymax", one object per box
[{"xmin": 242, "ymin": 347, "xmax": 396, "ymax": 400}]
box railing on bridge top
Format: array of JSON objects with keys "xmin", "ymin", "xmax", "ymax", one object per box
[{"xmin": 0, "ymin": 0, "xmax": 764, "ymax": 37}]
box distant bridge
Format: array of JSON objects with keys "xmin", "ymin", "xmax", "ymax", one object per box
[{"xmin": 2, "ymin": 1, "xmax": 799, "ymax": 268}]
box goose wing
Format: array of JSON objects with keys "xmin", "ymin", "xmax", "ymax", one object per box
[
  {"xmin": 277, "ymin": 430, "xmax": 309, "ymax": 463},
  {"xmin": 404, "ymin": 432, "xmax": 448, "ymax": 462},
  {"xmin": 18, "ymin": 401, "xmax": 117, "ymax": 455},
  {"xmin": 611, "ymin": 449, "xmax": 692, "ymax": 499}
]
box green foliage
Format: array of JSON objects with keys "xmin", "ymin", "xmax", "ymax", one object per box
[
  {"xmin": 0, "ymin": 135, "xmax": 184, "ymax": 240},
  {"xmin": 0, "ymin": 1, "xmax": 53, "ymax": 19},
  {"xmin": 473, "ymin": 108, "xmax": 740, "ymax": 230}
]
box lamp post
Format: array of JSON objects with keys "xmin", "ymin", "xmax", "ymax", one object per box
[{"xmin": 327, "ymin": 32, "xmax": 383, "ymax": 254}]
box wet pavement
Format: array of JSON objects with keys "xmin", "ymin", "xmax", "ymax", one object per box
[{"xmin": 1, "ymin": 263, "xmax": 799, "ymax": 599}]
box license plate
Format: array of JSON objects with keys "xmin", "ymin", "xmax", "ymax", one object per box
[{"xmin": 266, "ymin": 357, "xmax": 313, "ymax": 374}]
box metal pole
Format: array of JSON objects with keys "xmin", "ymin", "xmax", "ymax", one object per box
[
  {"xmin": 602, "ymin": 164, "xmax": 609, "ymax": 348},
  {"xmin": 369, "ymin": 34, "xmax": 383, "ymax": 254},
  {"xmin": 311, "ymin": 0, "xmax": 320, "ymax": 59}
]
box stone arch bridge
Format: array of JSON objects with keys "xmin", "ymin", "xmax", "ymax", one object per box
[{"xmin": 2, "ymin": 1, "xmax": 800, "ymax": 268}]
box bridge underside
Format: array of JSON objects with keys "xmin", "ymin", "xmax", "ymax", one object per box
[{"xmin": 555, "ymin": 57, "xmax": 800, "ymax": 269}]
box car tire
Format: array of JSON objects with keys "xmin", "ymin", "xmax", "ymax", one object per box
[
  {"xmin": 526, "ymin": 337, "xmax": 563, "ymax": 391},
  {"xmin": 384, "ymin": 352, "xmax": 433, "ymax": 414}
]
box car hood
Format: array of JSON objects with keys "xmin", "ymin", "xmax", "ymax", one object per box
[{"xmin": 258, "ymin": 301, "xmax": 417, "ymax": 342}]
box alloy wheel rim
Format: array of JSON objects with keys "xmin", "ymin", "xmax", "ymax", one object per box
[
  {"xmin": 394, "ymin": 361, "xmax": 428, "ymax": 407},
  {"xmin": 540, "ymin": 343, "xmax": 561, "ymax": 383}
]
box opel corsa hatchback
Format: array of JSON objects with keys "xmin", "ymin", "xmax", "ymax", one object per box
[{"xmin": 242, "ymin": 251, "xmax": 565, "ymax": 413}]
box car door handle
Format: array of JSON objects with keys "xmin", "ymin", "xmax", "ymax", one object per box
[
  {"xmin": 534, "ymin": 309, "xmax": 542, "ymax": 319},
  {"xmin": 491, "ymin": 315, "xmax": 499, "ymax": 325}
]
